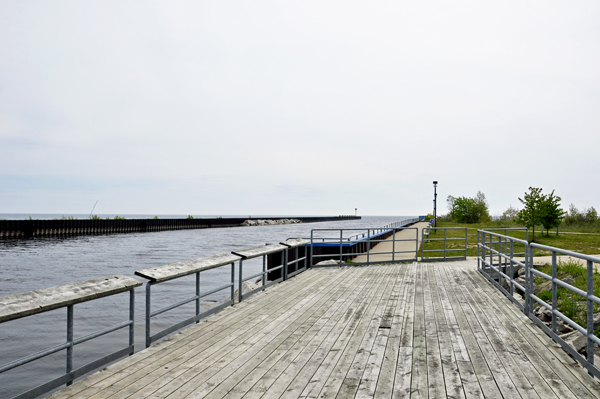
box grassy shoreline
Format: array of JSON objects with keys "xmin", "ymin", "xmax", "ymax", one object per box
[{"xmin": 424, "ymin": 220, "xmax": 600, "ymax": 257}]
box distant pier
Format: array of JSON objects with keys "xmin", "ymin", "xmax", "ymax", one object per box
[{"xmin": 0, "ymin": 216, "xmax": 360, "ymax": 238}]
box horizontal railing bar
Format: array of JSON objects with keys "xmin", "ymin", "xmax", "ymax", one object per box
[
  {"xmin": 530, "ymin": 295, "xmax": 587, "ymax": 335},
  {"xmin": 151, "ymin": 295, "xmax": 199, "ymax": 317},
  {"xmin": 478, "ymin": 230, "xmax": 529, "ymax": 245},
  {"xmin": 529, "ymin": 243, "xmax": 600, "ymax": 263},
  {"xmin": 13, "ymin": 346, "xmax": 134, "ymax": 399},
  {"xmin": 242, "ymin": 271, "xmax": 266, "ymax": 282},
  {"xmin": 73, "ymin": 320, "xmax": 132, "ymax": 345},
  {"xmin": 0, "ymin": 341, "xmax": 70, "ymax": 373},
  {"xmin": 200, "ymin": 283, "xmax": 235, "ymax": 299},
  {"xmin": 149, "ymin": 300, "xmax": 233, "ymax": 345}
]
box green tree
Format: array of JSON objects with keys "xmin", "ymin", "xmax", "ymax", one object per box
[
  {"xmin": 515, "ymin": 187, "xmax": 544, "ymax": 242},
  {"xmin": 447, "ymin": 191, "xmax": 490, "ymax": 223},
  {"xmin": 539, "ymin": 190, "xmax": 564, "ymax": 235}
]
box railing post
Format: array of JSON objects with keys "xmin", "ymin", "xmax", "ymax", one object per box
[
  {"xmin": 524, "ymin": 245, "xmax": 531, "ymax": 315},
  {"xmin": 310, "ymin": 231, "xmax": 314, "ymax": 267},
  {"xmin": 477, "ymin": 231, "xmax": 480, "ymax": 270},
  {"xmin": 339, "ymin": 230, "xmax": 343, "ymax": 264},
  {"xmin": 284, "ymin": 248, "xmax": 289, "ymax": 281},
  {"xmin": 238, "ymin": 259, "xmax": 243, "ymax": 303},
  {"xmin": 129, "ymin": 289, "xmax": 135, "ymax": 349},
  {"xmin": 66, "ymin": 304, "xmax": 74, "ymax": 386},
  {"xmin": 509, "ymin": 240, "xmax": 514, "ymax": 296},
  {"xmin": 392, "ymin": 229, "xmax": 396, "ymax": 262},
  {"xmin": 552, "ymin": 251, "xmax": 557, "ymax": 333},
  {"xmin": 488, "ymin": 234, "xmax": 493, "ymax": 280},
  {"xmin": 145, "ymin": 282, "xmax": 152, "ymax": 348},
  {"xmin": 587, "ymin": 259, "xmax": 594, "ymax": 373},
  {"xmin": 262, "ymin": 255, "xmax": 266, "ymax": 290},
  {"xmin": 367, "ymin": 229, "xmax": 371, "ymax": 265},
  {"xmin": 464, "ymin": 228, "xmax": 467, "ymax": 260},
  {"xmin": 414, "ymin": 228, "xmax": 418, "ymax": 261},
  {"xmin": 230, "ymin": 262, "xmax": 235, "ymax": 305},
  {"xmin": 195, "ymin": 271, "xmax": 200, "ymax": 324},
  {"xmin": 443, "ymin": 229, "xmax": 447, "ymax": 259}
]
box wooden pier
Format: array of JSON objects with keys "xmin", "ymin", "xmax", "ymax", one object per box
[{"xmin": 49, "ymin": 261, "xmax": 600, "ymax": 398}]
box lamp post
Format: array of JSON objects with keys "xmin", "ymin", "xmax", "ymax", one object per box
[
  {"xmin": 433, "ymin": 181, "xmax": 438, "ymax": 227},
  {"xmin": 355, "ymin": 208, "xmax": 357, "ymax": 217}
]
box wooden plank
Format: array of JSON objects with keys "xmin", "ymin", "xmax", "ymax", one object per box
[
  {"xmin": 0, "ymin": 275, "xmax": 141, "ymax": 322},
  {"xmin": 134, "ymin": 253, "xmax": 240, "ymax": 283},
  {"xmin": 91, "ymin": 268, "xmax": 350, "ymax": 399},
  {"xmin": 437, "ymin": 265, "xmax": 503, "ymax": 399},
  {"xmin": 432, "ymin": 266, "xmax": 481, "ymax": 399},
  {"xmin": 313, "ymin": 266, "xmax": 399, "ymax": 398},
  {"xmin": 280, "ymin": 239, "xmax": 310, "ymax": 248},
  {"xmin": 335, "ymin": 265, "xmax": 401, "ymax": 398},
  {"xmin": 423, "ymin": 265, "xmax": 447, "ymax": 398},
  {"xmin": 265, "ymin": 267, "xmax": 389, "ymax": 399},
  {"xmin": 297, "ymin": 267, "xmax": 396, "ymax": 399},
  {"xmin": 49, "ymin": 268, "xmax": 335, "ymax": 399},
  {"xmin": 216, "ymin": 266, "xmax": 380, "ymax": 399},
  {"xmin": 409, "ymin": 264, "xmax": 428, "ymax": 399},
  {"xmin": 253, "ymin": 266, "xmax": 394, "ymax": 399},
  {"xmin": 232, "ymin": 244, "xmax": 287, "ymax": 259},
  {"xmin": 427, "ymin": 264, "xmax": 465, "ymax": 399},
  {"xmin": 464, "ymin": 268, "xmax": 600, "ymax": 398},
  {"xmin": 373, "ymin": 264, "xmax": 412, "ymax": 399},
  {"xmin": 190, "ymin": 266, "xmax": 373, "ymax": 399},
  {"xmin": 393, "ymin": 263, "xmax": 417, "ymax": 398},
  {"xmin": 450, "ymin": 267, "xmax": 544, "ymax": 399}
]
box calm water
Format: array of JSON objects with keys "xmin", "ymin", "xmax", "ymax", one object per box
[{"xmin": 0, "ymin": 216, "xmax": 413, "ymax": 397}]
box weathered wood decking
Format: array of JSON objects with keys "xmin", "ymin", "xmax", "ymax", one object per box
[{"xmin": 50, "ymin": 262, "xmax": 600, "ymax": 398}]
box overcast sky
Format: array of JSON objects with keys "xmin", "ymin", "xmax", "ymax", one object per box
[{"xmin": 1, "ymin": 1, "xmax": 598, "ymax": 216}]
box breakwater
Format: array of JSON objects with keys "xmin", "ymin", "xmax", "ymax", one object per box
[{"xmin": 0, "ymin": 216, "xmax": 360, "ymax": 238}]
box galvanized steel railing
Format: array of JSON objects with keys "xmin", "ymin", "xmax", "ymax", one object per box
[
  {"xmin": 420, "ymin": 227, "xmax": 468, "ymax": 261},
  {"xmin": 308, "ymin": 218, "xmax": 420, "ymax": 266},
  {"xmin": 135, "ymin": 240, "xmax": 310, "ymax": 348},
  {"xmin": 0, "ymin": 276, "xmax": 141, "ymax": 399},
  {"xmin": 478, "ymin": 229, "xmax": 600, "ymax": 378}
]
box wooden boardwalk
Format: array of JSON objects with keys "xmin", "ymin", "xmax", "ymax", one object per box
[{"xmin": 50, "ymin": 261, "xmax": 600, "ymax": 398}]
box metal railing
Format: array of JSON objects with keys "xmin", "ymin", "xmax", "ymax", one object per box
[
  {"xmin": 420, "ymin": 227, "xmax": 468, "ymax": 261},
  {"xmin": 309, "ymin": 218, "xmax": 420, "ymax": 266},
  {"xmin": 135, "ymin": 254, "xmax": 240, "ymax": 348},
  {"xmin": 0, "ymin": 275, "xmax": 141, "ymax": 399},
  {"xmin": 136, "ymin": 241, "xmax": 310, "ymax": 348},
  {"xmin": 478, "ymin": 230, "xmax": 600, "ymax": 378}
]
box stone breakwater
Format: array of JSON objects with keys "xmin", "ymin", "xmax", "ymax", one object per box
[{"xmin": 241, "ymin": 219, "xmax": 302, "ymax": 226}]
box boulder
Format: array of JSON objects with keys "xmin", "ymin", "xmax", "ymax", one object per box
[
  {"xmin": 315, "ymin": 260, "xmax": 341, "ymax": 266},
  {"xmin": 227, "ymin": 280, "xmax": 261, "ymax": 303}
]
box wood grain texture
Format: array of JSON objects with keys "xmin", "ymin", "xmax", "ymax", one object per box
[
  {"xmin": 49, "ymin": 261, "xmax": 600, "ymax": 399},
  {"xmin": 135, "ymin": 253, "xmax": 240, "ymax": 283},
  {"xmin": 232, "ymin": 244, "xmax": 287, "ymax": 259},
  {"xmin": 280, "ymin": 239, "xmax": 310, "ymax": 248},
  {"xmin": 0, "ymin": 275, "xmax": 141, "ymax": 322}
]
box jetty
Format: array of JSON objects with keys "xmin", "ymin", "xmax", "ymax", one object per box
[
  {"xmin": 4, "ymin": 220, "xmax": 600, "ymax": 398},
  {"xmin": 47, "ymin": 261, "xmax": 600, "ymax": 398}
]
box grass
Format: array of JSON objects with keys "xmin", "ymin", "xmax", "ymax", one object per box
[
  {"xmin": 423, "ymin": 220, "xmax": 600, "ymax": 257},
  {"xmin": 534, "ymin": 258, "xmax": 600, "ymax": 329}
]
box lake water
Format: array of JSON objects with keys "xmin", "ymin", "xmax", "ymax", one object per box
[{"xmin": 0, "ymin": 215, "xmax": 413, "ymax": 397}]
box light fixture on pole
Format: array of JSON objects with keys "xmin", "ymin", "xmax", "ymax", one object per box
[
  {"xmin": 355, "ymin": 208, "xmax": 357, "ymax": 217},
  {"xmin": 433, "ymin": 181, "xmax": 438, "ymax": 227}
]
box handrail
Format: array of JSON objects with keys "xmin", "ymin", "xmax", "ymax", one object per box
[
  {"xmin": 136, "ymin": 253, "xmax": 240, "ymax": 348},
  {"xmin": 0, "ymin": 276, "xmax": 140, "ymax": 398},
  {"xmin": 310, "ymin": 220, "xmax": 420, "ymax": 266},
  {"xmin": 478, "ymin": 229, "xmax": 600, "ymax": 379},
  {"xmin": 137, "ymin": 242, "xmax": 310, "ymax": 348},
  {"xmin": 420, "ymin": 227, "xmax": 467, "ymax": 261}
]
